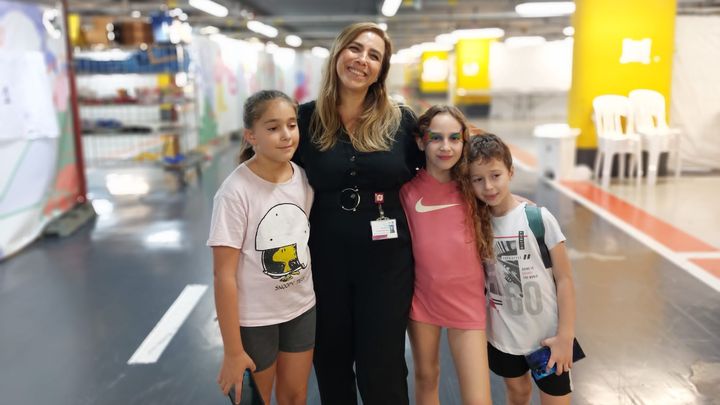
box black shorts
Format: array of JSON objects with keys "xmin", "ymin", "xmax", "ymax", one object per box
[
  {"xmin": 487, "ymin": 342, "xmax": 572, "ymax": 396},
  {"xmin": 240, "ymin": 306, "xmax": 316, "ymax": 372}
]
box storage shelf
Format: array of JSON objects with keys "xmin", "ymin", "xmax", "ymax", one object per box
[
  {"xmin": 79, "ymin": 99, "xmax": 195, "ymax": 106},
  {"xmin": 75, "ymin": 71, "xmax": 187, "ymax": 77},
  {"xmin": 74, "ymin": 43, "xmax": 189, "ymax": 53},
  {"xmin": 82, "ymin": 124, "xmax": 198, "ymax": 137}
]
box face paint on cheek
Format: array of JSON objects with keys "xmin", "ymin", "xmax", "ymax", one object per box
[{"xmin": 421, "ymin": 132, "xmax": 432, "ymax": 145}]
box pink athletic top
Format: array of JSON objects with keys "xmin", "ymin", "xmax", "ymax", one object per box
[{"xmin": 400, "ymin": 169, "xmax": 486, "ymax": 329}]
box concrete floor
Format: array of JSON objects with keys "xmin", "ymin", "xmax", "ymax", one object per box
[{"xmin": 1, "ymin": 128, "xmax": 719, "ymax": 404}]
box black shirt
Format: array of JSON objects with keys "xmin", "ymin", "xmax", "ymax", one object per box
[{"xmin": 294, "ymin": 101, "xmax": 422, "ymax": 197}]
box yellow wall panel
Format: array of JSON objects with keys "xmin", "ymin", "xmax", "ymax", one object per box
[
  {"xmin": 420, "ymin": 51, "xmax": 449, "ymax": 93},
  {"xmin": 454, "ymin": 38, "xmax": 492, "ymax": 104},
  {"xmin": 568, "ymin": 0, "xmax": 676, "ymax": 148}
]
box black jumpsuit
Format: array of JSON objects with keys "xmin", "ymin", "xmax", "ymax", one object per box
[{"xmin": 294, "ymin": 101, "xmax": 422, "ymax": 405}]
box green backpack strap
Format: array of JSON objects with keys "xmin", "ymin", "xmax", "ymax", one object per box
[{"xmin": 525, "ymin": 205, "xmax": 552, "ymax": 269}]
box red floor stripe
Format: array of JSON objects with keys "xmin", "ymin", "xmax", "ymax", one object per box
[
  {"xmin": 560, "ymin": 180, "xmax": 719, "ymax": 253},
  {"xmin": 690, "ymin": 258, "xmax": 720, "ymax": 278},
  {"xmin": 507, "ymin": 143, "xmax": 538, "ymax": 168}
]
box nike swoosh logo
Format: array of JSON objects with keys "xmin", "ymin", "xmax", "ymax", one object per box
[{"xmin": 415, "ymin": 198, "xmax": 459, "ymax": 213}]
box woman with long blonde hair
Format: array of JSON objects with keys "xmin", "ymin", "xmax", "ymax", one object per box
[{"xmin": 293, "ymin": 22, "xmax": 422, "ymax": 405}]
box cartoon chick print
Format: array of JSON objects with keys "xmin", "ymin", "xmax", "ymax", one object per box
[{"xmin": 255, "ymin": 203, "xmax": 310, "ymax": 282}]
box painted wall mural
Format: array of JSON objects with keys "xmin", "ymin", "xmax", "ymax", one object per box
[{"xmin": 0, "ymin": 0, "xmax": 81, "ymax": 260}]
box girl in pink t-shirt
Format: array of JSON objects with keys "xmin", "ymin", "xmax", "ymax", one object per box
[
  {"xmin": 209, "ymin": 90, "xmax": 315, "ymax": 405},
  {"xmin": 399, "ymin": 105, "xmax": 491, "ymax": 404}
]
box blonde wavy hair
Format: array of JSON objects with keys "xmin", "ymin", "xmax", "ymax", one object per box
[{"xmin": 311, "ymin": 22, "xmax": 401, "ymax": 152}]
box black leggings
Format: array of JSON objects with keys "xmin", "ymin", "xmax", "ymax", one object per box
[{"xmin": 309, "ymin": 206, "xmax": 414, "ymax": 405}]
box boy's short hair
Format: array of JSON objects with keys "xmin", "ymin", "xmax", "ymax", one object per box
[{"xmin": 466, "ymin": 133, "xmax": 513, "ymax": 171}]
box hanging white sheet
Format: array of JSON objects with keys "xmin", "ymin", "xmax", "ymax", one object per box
[
  {"xmin": 670, "ymin": 16, "xmax": 720, "ymax": 170},
  {"xmin": 0, "ymin": 50, "xmax": 60, "ymax": 141}
]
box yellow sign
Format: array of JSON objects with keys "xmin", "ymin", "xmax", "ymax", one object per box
[
  {"xmin": 420, "ymin": 51, "xmax": 449, "ymax": 93},
  {"xmin": 455, "ymin": 38, "xmax": 492, "ymax": 104}
]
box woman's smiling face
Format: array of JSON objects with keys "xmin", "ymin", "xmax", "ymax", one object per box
[{"xmin": 335, "ymin": 30, "xmax": 385, "ymax": 93}]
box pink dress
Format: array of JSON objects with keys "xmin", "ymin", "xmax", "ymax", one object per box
[{"xmin": 400, "ymin": 169, "xmax": 486, "ymax": 329}]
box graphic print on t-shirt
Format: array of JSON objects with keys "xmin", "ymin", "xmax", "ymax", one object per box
[
  {"xmin": 485, "ymin": 259, "xmax": 503, "ymax": 309},
  {"xmin": 255, "ymin": 203, "xmax": 310, "ymax": 282},
  {"xmin": 495, "ymin": 238, "xmax": 523, "ymax": 299}
]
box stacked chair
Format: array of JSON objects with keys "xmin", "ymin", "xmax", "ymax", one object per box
[
  {"xmin": 628, "ymin": 89, "xmax": 682, "ymax": 185},
  {"xmin": 592, "ymin": 90, "xmax": 682, "ymax": 187},
  {"xmin": 592, "ymin": 95, "xmax": 643, "ymax": 188}
]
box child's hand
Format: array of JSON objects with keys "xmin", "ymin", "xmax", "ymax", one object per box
[
  {"xmin": 541, "ymin": 334, "xmax": 573, "ymax": 376},
  {"xmin": 217, "ymin": 352, "xmax": 256, "ymax": 403}
]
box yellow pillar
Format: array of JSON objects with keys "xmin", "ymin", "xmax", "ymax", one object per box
[
  {"xmin": 454, "ymin": 38, "xmax": 492, "ymax": 108},
  {"xmin": 68, "ymin": 14, "xmax": 82, "ymax": 46},
  {"xmin": 568, "ymin": 0, "xmax": 676, "ymax": 152},
  {"xmin": 420, "ymin": 50, "xmax": 449, "ymax": 94}
]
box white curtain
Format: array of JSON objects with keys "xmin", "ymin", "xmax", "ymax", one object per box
[
  {"xmin": 671, "ymin": 16, "xmax": 720, "ymax": 170},
  {"xmin": 489, "ymin": 39, "xmax": 573, "ymax": 119}
]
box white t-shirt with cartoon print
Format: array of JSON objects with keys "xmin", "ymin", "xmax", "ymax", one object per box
[
  {"xmin": 207, "ymin": 162, "xmax": 315, "ymax": 327},
  {"xmin": 485, "ymin": 202, "xmax": 566, "ymax": 355}
]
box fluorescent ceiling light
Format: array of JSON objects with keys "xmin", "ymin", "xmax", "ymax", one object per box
[
  {"xmin": 130, "ymin": 10, "xmax": 141, "ymax": 18},
  {"xmin": 311, "ymin": 46, "xmax": 330, "ymax": 58},
  {"xmin": 515, "ymin": 2, "xmax": 575, "ymax": 17},
  {"xmin": 505, "ymin": 36, "xmax": 546, "ymax": 47},
  {"xmin": 247, "ymin": 20, "xmax": 278, "ymax": 38},
  {"xmin": 391, "ymin": 54, "xmax": 411, "ymax": 64},
  {"xmin": 451, "ymin": 28, "xmax": 505, "ymax": 40},
  {"xmin": 189, "ymin": 0, "xmax": 228, "ymax": 18},
  {"xmin": 563, "ymin": 26, "xmax": 575, "ymax": 36},
  {"xmin": 285, "ymin": 35, "xmax": 302, "ymax": 47},
  {"xmin": 378, "ymin": 23, "xmax": 388, "ymax": 31},
  {"xmin": 200, "ymin": 26, "xmax": 220, "ymax": 35},
  {"xmin": 435, "ymin": 33, "xmax": 455, "ymax": 45},
  {"xmin": 416, "ymin": 42, "xmax": 453, "ymax": 52},
  {"xmin": 382, "ymin": 0, "xmax": 402, "ymax": 17},
  {"xmin": 397, "ymin": 47, "xmax": 419, "ymax": 59}
]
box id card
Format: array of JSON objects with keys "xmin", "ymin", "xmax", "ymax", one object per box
[{"xmin": 370, "ymin": 219, "xmax": 398, "ymax": 240}]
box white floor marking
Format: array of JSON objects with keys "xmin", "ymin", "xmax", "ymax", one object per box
[
  {"xmin": 128, "ymin": 284, "xmax": 208, "ymax": 365},
  {"xmin": 550, "ymin": 179, "xmax": 720, "ymax": 293},
  {"xmin": 567, "ymin": 248, "xmax": 626, "ymax": 261},
  {"xmin": 678, "ymin": 252, "xmax": 720, "ymax": 259},
  {"xmin": 510, "ymin": 154, "xmax": 720, "ymax": 293}
]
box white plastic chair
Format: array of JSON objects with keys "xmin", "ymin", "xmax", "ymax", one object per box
[
  {"xmin": 592, "ymin": 95, "xmax": 643, "ymax": 188},
  {"xmin": 628, "ymin": 89, "xmax": 682, "ymax": 185}
]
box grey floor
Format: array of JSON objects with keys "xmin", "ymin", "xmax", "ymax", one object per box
[{"xmin": 1, "ymin": 141, "xmax": 719, "ymax": 405}]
